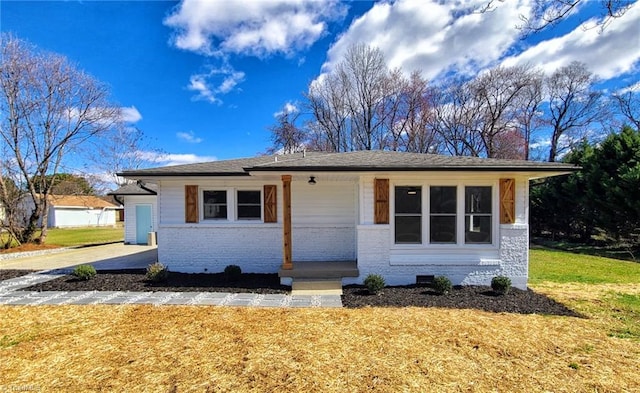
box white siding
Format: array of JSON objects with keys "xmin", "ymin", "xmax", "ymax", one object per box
[
  {"xmin": 123, "ymin": 195, "xmax": 158, "ymax": 244},
  {"xmin": 49, "ymin": 207, "xmax": 116, "ymax": 228}
]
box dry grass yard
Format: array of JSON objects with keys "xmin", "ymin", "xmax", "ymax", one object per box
[{"xmin": 0, "ymin": 299, "xmax": 638, "ymax": 393}]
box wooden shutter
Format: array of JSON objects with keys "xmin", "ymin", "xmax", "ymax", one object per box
[
  {"xmin": 374, "ymin": 178, "xmax": 389, "ymax": 224},
  {"xmin": 185, "ymin": 185, "xmax": 199, "ymax": 223},
  {"xmin": 500, "ymin": 178, "xmax": 515, "ymax": 224},
  {"xmin": 263, "ymin": 185, "xmax": 277, "ymax": 223}
]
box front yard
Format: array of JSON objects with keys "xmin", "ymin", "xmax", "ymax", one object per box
[
  {"xmin": 0, "ymin": 249, "xmax": 638, "ymax": 392},
  {"xmin": 1, "ymin": 225, "xmax": 124, "ymax": 252}
]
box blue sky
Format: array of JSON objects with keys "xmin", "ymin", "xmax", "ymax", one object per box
[{"xmin": 2, "ymin": 0, "xmax": 639, "ymax": 169}]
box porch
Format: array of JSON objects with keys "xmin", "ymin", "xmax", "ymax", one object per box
[{"xmin": 278, "ymin": 260, "xmax": 359, "ymax": 295}]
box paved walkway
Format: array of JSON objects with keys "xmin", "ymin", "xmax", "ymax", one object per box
[
  {"xmin": 0, "ymin": 247, "xmax": 343, "ymax": 307},
  {"xmin": 0, "ymin": 243, "xmax": 158, "ymax": 270}
]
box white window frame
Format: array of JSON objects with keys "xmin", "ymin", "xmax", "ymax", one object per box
[
  {"xmin": 202, "ymin": 190, "xmax": 228, "ymax": 221},
  {"xmin": 236, "ymin": 189, "xmax": 262, "ymax": 221},
  {"xmin": 390, "ymin": 179, "xmax": 498, "ymax": 249}
]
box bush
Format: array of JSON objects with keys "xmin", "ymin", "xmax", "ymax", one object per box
[
  {"xmin": 146, "ymin": 262, "xmax": 169, "ymax": 283},
  {"xmin": 432, "ymin": 276, "xmax": 452, "ymax": 295},
  {"xmin": 224, "ymin": 264, "xmax": 242, "ymax": 281},
  {"xmin": 72, "ymin": 264, "xmax": 96, "ymax": 281},
  {"xmin": 491, "ymin": 275, "xmax": 512, "ymax": 295},
  {"xmin": 363, "ymin": 274, "xmax": 385, "ymax": 295}
]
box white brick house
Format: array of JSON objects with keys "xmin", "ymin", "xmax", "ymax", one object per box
[{"xmin": 121, "ymin": 151, "xmax": 575, "ymax": 289}]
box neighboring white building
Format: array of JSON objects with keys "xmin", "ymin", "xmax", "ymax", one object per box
[
  {"xmin": 45, "ymin": 195, "xmax": 119, "ymax": 228},
  {"xmin": 109, "ymin": 183, "xmax": 158, "ymax": 245},
  {"xmin": 121, "ymin": 151, "xmax": 576, "ymax": 289}
]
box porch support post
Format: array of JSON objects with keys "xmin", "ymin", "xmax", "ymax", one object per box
[{"xmin": 281, "ymin": 175, "xmax": 293, "ymax": 270}]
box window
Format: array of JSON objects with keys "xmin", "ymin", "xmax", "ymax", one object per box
[
  {"xmin": 394, "ymin": 186, "xmax": 421, "ymax": 244},
  {"xmin": 465, "ymin": 186, "xmax": 492, "ymax": 244},
  {"xmin": 430, "ymin": 186, "xmax": 457, "ymax": 244},
  {"xmin": 203, "ymin": 190, "xmax": 227, "ymax": 219},
  {"xmin": 237, "ymin": 190, "xmax": 261, "ymax": 220}
]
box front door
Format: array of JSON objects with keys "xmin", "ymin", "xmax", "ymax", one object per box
[{"xmin": 135, "ymin": 205, "xmax": 152, "ymax": 244}]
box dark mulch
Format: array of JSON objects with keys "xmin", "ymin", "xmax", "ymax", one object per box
[
  {"xmin": 0, "ymin": 270, "xmax": 36, "ymax": 281},
  {"xmin": 23, "ymin": 269, "xmax": 289, "ymax": 294},
  {"xmin": 341, "ymin": 285, "xmax": 582, "ymax": 317},
  {"xmin": 16, "ymin": 270, "xmax": 579, "ymax": 316}
]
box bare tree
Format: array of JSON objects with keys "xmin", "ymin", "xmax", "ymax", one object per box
[
  {"xmin": 0, "ymin": 34, "xmax": 122, "ymax": 244},
  {"xmin": 514, "ymin": 70, "xmax": 544, "ymax": 160},
  {"xmin": 305, "ymin": 71, "xmax": 351, "ymax": 152},
  {"xmin": 305, "ymin": 43, "xmax": 390, "ymax": 152},
  {"xmin": 470, "ymin": 65, "xmax": 538, "ymax": 158},
  {"xmin": 480, "ymin": 0, "xmax": 634, "ymax": 34},
  {"xmin": 267, "ymin": 107, "xmax": 306, "ymax": 154},
  {"xmin": 87, "ymin": 126, "xmax": 162, "ymax": 190},
  {"xmin": 429, "ymin": 79, "xmax": 485, "ymax": 157},
  {"xmin": 381, "ymin": 70, "xmax": 438, "ymax": 153},
  {"xmin": 612, "ymin": 87, "xmax": 640, "ymax": 130},
  {"xmin": 543, "ymin": 61, "xmax": 603, "ymax": 162},
  {"xmin": 338, "ymin": 43, "xmax": 389, "ymax": 150}
]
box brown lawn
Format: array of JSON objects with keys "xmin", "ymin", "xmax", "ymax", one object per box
[{"xmin": 1, "ymin": 301, "xmax": 638, "ymax": 392}]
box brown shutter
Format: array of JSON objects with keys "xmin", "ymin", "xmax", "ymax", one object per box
[
  {"xmin": 263, "ymin": 184, "xmax": 277, "ymax": 223},
  {"xmin": 374, "ymin": 178, "xmax": 389, "ymax": 224},
  {"xmin": 500, "ymin": 178, "xmax": 515, "ymax": 224},
  {"xmin": 185, "ymin": 185, "xmax": 199, "ymax": 223}
]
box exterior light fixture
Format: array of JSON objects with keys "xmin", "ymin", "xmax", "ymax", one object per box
[{"xmin": 308, "ymin": 176, "xmax": 316, "ymax": 185}]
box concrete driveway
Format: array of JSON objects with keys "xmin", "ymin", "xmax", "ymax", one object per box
[{"xmin": 0, "ymin": 243, "xmax": 158, "ymax": 271}]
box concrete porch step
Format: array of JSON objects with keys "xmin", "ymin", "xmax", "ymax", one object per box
[{"xmin": 291, "ymin": 279, "xmax": 343, "ymax": 296}]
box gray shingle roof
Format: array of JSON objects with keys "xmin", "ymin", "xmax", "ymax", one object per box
[
  {"xmin": 119, "ymin": 152, "xmax": 324, "ymax": 177},
  {"xmin": 120, "ymin": 150, "xmax": 577, "ymax": 177},
  {"xmin": 108, "ymin": 183, "xmax": 158, "ymax": 195}
]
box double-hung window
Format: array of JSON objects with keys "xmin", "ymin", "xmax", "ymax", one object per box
[
  {"xmin": 237, "ymin": 190, "xmax": 261, "ymax": 220},
  {"xmin": 465, "ymin": 186, "xmax": 492, "ymax": 244},
  {"xmin": 430, "ymin": 186, "xmax": 457, "ymax": 244},
  {"xmin": 203, "ymin": 190, "xmax": 227, "ymax": 220},
  {"xmin": 394, "ymin": 186, "xmax": 422, "ymax": 244}
]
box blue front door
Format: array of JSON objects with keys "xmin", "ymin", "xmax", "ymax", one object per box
[{"xmin": 135, "ymin": 205, "xmax": 152, "ymax": 244}]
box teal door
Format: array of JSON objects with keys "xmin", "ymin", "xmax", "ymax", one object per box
[{"xmin": 135, "ymin": 205, "xmax": 152, "ymax": 244}]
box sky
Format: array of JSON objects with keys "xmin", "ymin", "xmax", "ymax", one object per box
[{"xmin": 2, "ymin": 0, "xmax": 639, "ymax": 171}]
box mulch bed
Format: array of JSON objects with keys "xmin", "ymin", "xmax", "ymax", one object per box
[
  {"xmin": 13, "ymin": 269, "xmax": 579, "ymax": 316},
  {"xmin": 342, "ymin": 284, "xmax": 582, "ymax": 316},
  {"xmin": 24, "ymin": 270, "xmax": 289, "ymax": 294},
  {"xmin": 0, "ymin": 270, "xmax": 36, "ymax": 281}
]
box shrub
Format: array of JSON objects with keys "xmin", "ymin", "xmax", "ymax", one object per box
[
  {"xmin": 432, "ymin": 275, "xmax": 452, "ymax": 295},
  {"xmin": 146, "ymin": 262, "xmax": 169, "ymax": 282},
  {"xmin": 491, "ymin": 275, "xmax": 512, "ymax": 295},
  {"xmin": 363, "ymin": 274, "xmax": 385, "ymax": 295},
  {"xmin": 224, "ymin": 264, "xmax": 242, "ymax": 281},
  {"xmin": 72, "ymin": 264, "xmax": 96, "ymax": 281}
]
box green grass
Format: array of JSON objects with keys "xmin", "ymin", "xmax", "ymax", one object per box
[
  {"xmin": 529, "ymin": 248, "xmax": 640, "ymax": 285},
  {"xmin": 44, "ymin": 226, "xmax": 123, "ymax": 247},
  {"xmin": 607, "ymin": 293, "xmax": 640, "ymax": 339}
]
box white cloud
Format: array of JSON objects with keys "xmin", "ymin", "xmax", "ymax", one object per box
[
  {"xmin": 136, "ymin": 150, "xmax": 217, "ymax": 167},
  {"xmin": 187, "ymin": 65, "xmax": 245, "ymax": 104},
  {"xmin": 321, "ymin": 0, "xmax": 529, "ymax": 81},
  {"xmin": 164, "ymin": 0, "xmax": 346, "ymax": 57},
  {"xmin": 120, "ymin": 106, "xmax": 142, "ymax": 123},
  {"xmin": 274, "ymin": 101, "xmax": 298, "ymax": 117},
  {"xmin": 501, "ymin": 3, "xmax": 640, "ymax": 79},
  {"xmin": 176, "ymin": 131, "xmax": 203, "ymax": 144}
]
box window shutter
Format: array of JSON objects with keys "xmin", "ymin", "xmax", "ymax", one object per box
[
  {"xmin": 263, "ymin": 185, "xmax": 277, "ymax": 223},
  {"xmin": 185, "ymin": 185, "xmax": 199, "ymax": 223},
  {"xmin": 500, "ymin": 178, "xmax": 515, "ymax": 224},
  {"xmin": 374, "ymin": 178, "xmax": 389, "ymax": 224}
]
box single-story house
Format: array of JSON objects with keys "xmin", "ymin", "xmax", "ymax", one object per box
[
  {"xmin": 120, "ymin": 151, "xmax": 576, "ymax": 290},
  {"xmin": 44, "ymin": 195, "xmax": 119, "ymax": 228},
  {"xmin": 108, "ymin": 183, "xmax": 158, "ymax": 245}
]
